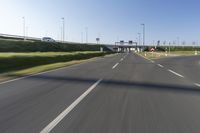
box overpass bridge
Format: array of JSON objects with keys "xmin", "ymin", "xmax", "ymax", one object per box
[
  {"xmin": 104, "ymin": 41, "xmax": 146, "ymax": 52},
  {"xmin": 105, "ymin": 44, "xmax": 147, "ymax": 52}
]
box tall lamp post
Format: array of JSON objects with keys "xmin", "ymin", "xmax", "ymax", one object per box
[
  {"xmin": 141, "ymin": 24, "xmax": 145, "ymax": 46},
  {"xmin": 135, "ymin": 37, "xmax": 138, "ymax": 52},
  {"xmin": 22, "ymin": 17, "xmax": 26, "ymax": 40},
  {"xmin": 61, "ymin": 17, "xmax": 65, "ymax": 43},
  {"xmin": 85, "ymin": 27, "xmax": 88, "ymax": 43},
  {"xmin": 81, "ymin": 32, "xmax": 83, "ymax": 43},
  {"xmin": 177, "ymin": 37, "xmax": 180, "ymax": 46},
  {"xmin": 138, "ymin": 33, "xmax": 141, "ymax": 46}
]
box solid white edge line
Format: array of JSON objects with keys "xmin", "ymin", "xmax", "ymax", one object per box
[
  {"xmin": 0, "ymin": 67, "xmax": 68, "ymax": 85},
  {"xmin": 168, "ymin": 69, "xmax": 184, "ymax": 78},
  {"xmin": 135, "ymin": 53, "xmax": 155, "ymax": 63},
  {"xmin": 157, "ymin": 64, "xmax": 164, "ymax": 68},
  {"xmin": 40, "ymin": 79, "xmax": 102, "ymax": 133},
  {"xmin": 0, "ymin": 54, "xmax": 113, "ymax": 85},
  {"xmin": 112, "ymin": 63, "xmax": 119, "ymax": 69},
  {"xmin": 194, "ymin": 83, "xmax": 200, "ymax": 87}
]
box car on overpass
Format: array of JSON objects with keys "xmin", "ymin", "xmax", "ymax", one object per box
[{"xmin": 41, "ymin": 37, "xmax": 56, "ymax": 43}]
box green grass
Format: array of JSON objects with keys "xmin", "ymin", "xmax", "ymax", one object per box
[
  {"xmin": 0, "ymin": 39, "xmax": 111, "ymax": 52},
  {"xmin": 145, "ymin": 46, "xmax": 200, "ymax": 52},
  {"xmin": 0, "ymin": 51, "xmax": 98, "ymax": 57},
  {"xmin": 169, "ymin": 47, "xmax": 200, "ymax": 51},
  {"xmin": 0, "ymin": 38, "xmax": 113, "ymax": 82},
  {"xmin": 170, "ymin": 51, "xmax": 200, "ymax": 55},
  {"xmin": 0, "ymin": 51, "xmax": 114, "ymax": 82},
  {"xmin": 0, "ymin": 52, "xmax": 112, "ymax": 74},
  {"xmin": 0, "ymin": 59, "xmax": 93, "ymax": 82}
]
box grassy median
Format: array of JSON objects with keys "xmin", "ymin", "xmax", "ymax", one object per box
[
  {"xmin": 138, "ymin": 51, "xmax": 200, "ymax": 59},
  {"xmin": 0, "ymin": 51, "xmax": 113, "ymax": 81}
]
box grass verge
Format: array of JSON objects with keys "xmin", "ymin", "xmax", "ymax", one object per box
[
  {"xmin": 0, "ymin": 39, "xmax": 111, "ymax": 52},
  {"xmin": 0, "ymin": 52, "xmax": 113, "ymax": 82},
  {"xmin": 138, "ymin": 51, "xmax": 200, "ymax": 59}
]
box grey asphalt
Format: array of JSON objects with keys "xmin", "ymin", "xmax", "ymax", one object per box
[
  {"xmin": 155, "ymin": 56, "xmax": 200, "ymax": 84},
  {"xmin": 0, "ymin": 53, "xmax": 200, "ymax": 133}
]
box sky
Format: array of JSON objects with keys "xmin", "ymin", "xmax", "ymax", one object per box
[{"xmin": 0, "ymin": 0, "xmax": 200, "ymax": 44}]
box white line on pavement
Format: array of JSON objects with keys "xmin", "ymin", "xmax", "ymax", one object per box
[
  {"xmin": 120, "ymin": 58, "xmax": 124, "ymax": 61},
  {"xmin": 0, "ymin": 55, "xmax": 114, "ymax": 85},
  {"xmin": 40, "ymin": 79, "xmax": 102, "ymax": 133},
  {"xmin": 157, "ymin": 64, "xmax": 164, "ymax": 68},
  {"xmin": 135, "ymin": 53, "xmax": 155, "ymax": 63},
  {"xmin": 112, "ymin": 63, "xmax": 119, "ymax": 69},
  {"xmin": 123, "ymin": 53, "xmax": 129, "ymax": 58},
  {"xmin": 0, "ymin": 67, "xmax": 68, "ymax": 85},
  {"xmin": 168, "ymin": 69, "xmax": 184, "ymax": 78},
  {"xmin": 194, "ymin": 83, "xmax": 200, "ymax": 87}
]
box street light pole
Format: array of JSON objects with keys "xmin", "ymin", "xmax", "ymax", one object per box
[
  {"xmin": 141, "ymin": 24, "xmax": 145, "ymax": 46},
  {"xmin": 177, "ymin": 37, "xmax": 180, "ymax": 46},
  {"xmin": 169, "ymin": 42, "xmax": 171, "ymax": 54},
  {"xmin": 136, "ymin": 37, "xmax": 138, "ymax": 52},
  {"xmin": 81, "ymin": 32, "xmax": 83, "ymax": 43},
  {"xmin": 61, "ymin": 17, "xmax": 65, "ymax": 43},
  {"xmin": 85, "ymin": 27, "xmax": 88, "ymax": 43},
  {"xmin": 138, "ymin": 33, "xmax": 141, "ymax": 46},
  {"xmin": 26, "ymin": 27, "xmax": 28, "ymax": 38},
  {"xmin": 22, "ymin": 17, "xmax": 25, "ymax": 40}
]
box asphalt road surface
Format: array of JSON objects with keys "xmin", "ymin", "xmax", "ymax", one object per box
[{"xmin": 0, "ymin": 53, "xmax": 200, "ymax": 133}]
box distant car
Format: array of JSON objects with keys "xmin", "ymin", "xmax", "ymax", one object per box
[{"xmin": 41, "ymin": 37, "xmax": 56, "ymax": 42}]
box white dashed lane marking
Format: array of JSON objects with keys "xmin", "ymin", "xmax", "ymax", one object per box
[
  {"xmin": 168, "ymin": 69, "xmax": 184, "ymax": 78},
  {"xmin": 157, "ymin": 64, "xmax": 164, "ymax": 68},
  {"xmin": 194, "ymin": 83, "xmax": 200, "ymax": 87},
  {"xmin": 40, "ymin": 79, "xmax": 102, "ymax": 133},
  {"xmin": 112, "ymin": 63, "xmax": 119, "ymax": 69}
]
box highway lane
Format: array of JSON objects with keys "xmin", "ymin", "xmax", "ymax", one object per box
[
  {"xmin": 51, "ymin": 53, "xmax": 200, "ymax": 133},
  {"xmin": 155, "ymin": 56, "xmax": 200, "ymax": 85},
  {"xmin": 0, "ymin": 53, "xmax": 125, "ymax": 133},
  {"xmin": 1, "ymin": 53, "xmax": 200, "ymax": 133}
]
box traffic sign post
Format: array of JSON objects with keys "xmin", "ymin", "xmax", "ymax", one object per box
[{"xmin": 96, "ymin": 38, "xmax": 100, "ymax": 44}]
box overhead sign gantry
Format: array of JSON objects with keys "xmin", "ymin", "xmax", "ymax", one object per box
[{"xmin": 114, "ymin": 40, "xmax": 138, "ymax": 52}]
